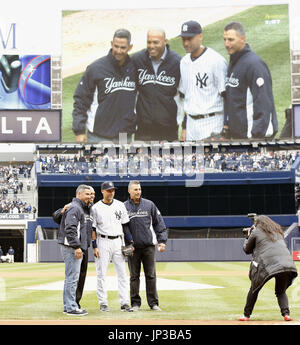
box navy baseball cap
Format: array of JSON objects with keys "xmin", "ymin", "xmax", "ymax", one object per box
[
  {"xmin": 101, "ymin": 181, "xmax": 117, "ymax": 190},
  {"xmin": 180, "ymin": 20, "xmax": 202, "ymax": 37}
]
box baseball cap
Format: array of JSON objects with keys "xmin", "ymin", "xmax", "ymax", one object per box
[
  {"xmin": 180, "ymin": 20, "xmax": 202, "ymax": 37},
  {"xmin": 101, "ymin": 181, "xmax": 117, "ymax": 190}
]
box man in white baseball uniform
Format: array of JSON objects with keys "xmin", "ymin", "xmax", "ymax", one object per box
[
  {"xmin": 178, "ymin": 20, "xmax": 227, "ymax": 141},
  {"xmin": 91, "ymin": 181, "xmax": 132, "ymax": 312}
]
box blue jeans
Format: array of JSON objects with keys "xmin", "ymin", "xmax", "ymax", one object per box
[{"xmin": 60, "ymin": 245, "xmax": 82, "ymax": 312}]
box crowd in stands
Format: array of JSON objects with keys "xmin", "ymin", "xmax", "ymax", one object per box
[
  {"xmin": 0, "ymin": 199, "xmax": 36, "ymax": 214},
  {"xmin": 204, "ymin": 151, "xmax": 299, "ymax": 172},
  {"xmin": 0, "ymin": 164, "xmax": 35, "ymax": 214},
  {"xmin": 37, "ymin": 149, "xmax": 299, "ymax": 175}
]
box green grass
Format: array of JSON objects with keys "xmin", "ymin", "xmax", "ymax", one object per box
[
  {"xmin": 62, "ymin": 5, "xmax": 291, "ymax": 142},
  {"xmin": 0, "ymin": 261, "xmax": 299, "ymax": 322}
]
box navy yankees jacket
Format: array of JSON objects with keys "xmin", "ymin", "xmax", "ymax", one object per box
[
  {"xmin": 224, "ymin": 44, "xmax": 278, "ymax": 139},
  {"xmin": 124, "ymin": 197, "xmax": 168, "ymax": 248},
  {"xmin": 131, "ymin": 45, "xmax": 181, "ymax": 131},
  {"xmin": 72, "ymin": 49, "xmax": 137, "ymax": 139},
  {"xmin": 56, "ymin": 198, "xmax": 91, "ymax": 250}
]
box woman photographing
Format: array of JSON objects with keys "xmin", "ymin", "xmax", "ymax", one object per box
[{"xmin": 239, "ymin": 215, "xmax": 298, "ymax": 321}]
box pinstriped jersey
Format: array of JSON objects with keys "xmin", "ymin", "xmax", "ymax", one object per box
[
  {"xmin": 91, "ymin": 199, "xmax": 129, "ymax": 237},
  {"xmin": 179, "ymin": 47, "xmax": 227, "ymax": 115}
]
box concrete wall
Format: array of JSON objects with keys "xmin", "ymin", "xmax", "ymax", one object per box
[{"xmin": 38, "ymin": 238, "xmax": 250, "ymax": 262}]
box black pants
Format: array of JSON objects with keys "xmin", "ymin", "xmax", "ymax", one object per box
[
  {"xmin": 76, "ymin": 249, "xmax": 88, "ymax": 308},
  {"xmin": 127, "ymin": 245, "xmax": 158, "ymax": 308},
  {"xmin": 244, "ymin": 272, "xmax": 291, "ymax": 317}
]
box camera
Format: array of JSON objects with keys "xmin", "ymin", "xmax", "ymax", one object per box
[
  {"xmin": 242, "ymin": 227, "xmax": 253, "ymax": 237},
  {"xmin": 242, "ymin": 213, "xmax": 257, "ymax": 238}
]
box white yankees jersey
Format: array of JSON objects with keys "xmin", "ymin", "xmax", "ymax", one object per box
[
  {"xmin": 92, "ymin": 198, "xmax": 130, "ymax": 307},
  {"xmin": 179, "ymin": 47, "xmax": 227, "ymax": 115},
  {"xmin": 91, "ymin": 199, "xmax": 129, "ymax": 237}
]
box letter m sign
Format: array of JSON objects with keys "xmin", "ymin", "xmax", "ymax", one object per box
[{"xmin": 0, "ymin": 23, "xmax": 16, "ymax": 49}]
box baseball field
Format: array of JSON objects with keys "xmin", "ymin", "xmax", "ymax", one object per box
[{"xmin": 0, "ymin": 261, "xmax": 299, "ymax": 325}]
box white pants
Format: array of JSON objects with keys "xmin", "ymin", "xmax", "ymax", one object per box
[
  {"xmin": 95, "ymin": 236, "xmax": 129, "ymax": 306},
  {"xmin": 186, "ymin": 112, "xmax": 224, "ymax": 141}
]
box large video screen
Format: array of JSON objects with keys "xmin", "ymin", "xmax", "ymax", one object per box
[{"xmin": 62, "ymin": 4, "xmax": 291, "ymax": 144}]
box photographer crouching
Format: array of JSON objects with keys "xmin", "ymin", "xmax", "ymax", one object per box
[{"xmin": 239, "ymin": 214, "xmax": 298, "ymax": 321}]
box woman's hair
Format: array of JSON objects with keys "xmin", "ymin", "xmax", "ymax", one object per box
[{"xmin": 255, "ymin": 215, "xmax": 284, "ymax": 241}]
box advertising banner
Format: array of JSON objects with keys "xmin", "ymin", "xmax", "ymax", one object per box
[{"xmin": 0, "ymin": 4, "xmax": 61, "ymax": 142}]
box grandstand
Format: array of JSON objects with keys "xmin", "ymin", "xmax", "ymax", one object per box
[
  {"xmin": 1, "ymin": 140, "xmax": 300, "ymax": 263},
  {"xmin": 0, "ymin": 144, "xmax": 36, "ymax": 262}
]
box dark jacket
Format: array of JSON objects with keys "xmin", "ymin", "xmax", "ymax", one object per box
[
  {"xmin": 131, "ymin": 46, "xmax": 181, "ymax": 134},
  {"xmin": 243, "ymin": 227, "xmax": 297, "ymax": 292},
  {"xmin": 124, "ymin": 197, "xmax": 167, "ymax": 248},
  {"xmin": 53, "ymin": 203, "xmax": 93, "ymax": 249},
  {"xmin": 56, "ymin": 198, "xmax": 91, "ymax": 250},
  {"xmin": 72, "ymin": 49, "xmax": 137, "ymax": 139},
  {"xmin": 225, "ymin": 44, "xmax": 278, "ymax": 139}
]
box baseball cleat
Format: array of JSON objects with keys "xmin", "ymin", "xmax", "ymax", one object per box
[
  {"xmin": 66, "ymin": 308, "xmax": 88, "ymax": 316},
  {"xmin": 284, "ymin": 315, "xmax": 293, "ymax": 321},
  {"xmin": 100, "ymin": 304, "xmax": 110, "ymax": 312},
  {"xmin": 238, "ymin": 316, "xmax": 250, "ymax": 321},
  {"xmin": 121, "ymin": 304, "xmax": 133, "ymax": 312}
]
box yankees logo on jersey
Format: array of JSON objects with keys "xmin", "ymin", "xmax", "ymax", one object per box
[
  {"xmin": 104, "ymin": 76, "xmax": 135, "ymax": 94},
  {"xmin": 196, "ymin": 72, "xmax": 209, "ymax": 88},
  {"xmin": 91, "ymin": 199, "xmax": 129, "ymax": 237},
  {"xmin": 225, "ymin": 73, "xmax": 239, "ymax": 88},
  {"xmin": 115, "ymin": 210, "xmax": 122, "ymax": 220},
  {"xmin": 137, "ymin": 68, "xmax": 176, "ymax": 86}
]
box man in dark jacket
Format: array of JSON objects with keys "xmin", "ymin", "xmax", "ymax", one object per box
[
  {"xmin": 124, "ymin": 180, "xmax": 167, "ymax": 311},
  {"xmin": 132, "ymin": 28, "xmax": 181, "ymax": 142},
  {"xmin": 223, "ymin": 22, "xmax": 278, "ymax": 140},
  {"xmin": 72, "ymin": 29, "xmax": 137, "ymax": 143},
  {"xmin": 53, "ymin": 186, "xmax": 94, "ymax": 311},
  {"xmin": 240, "ymin": 215, "xmax": 297, "ymax": 321},
  {"xmin": 57, "ymin": 184, "xmax": 92, "ymax": 316}
]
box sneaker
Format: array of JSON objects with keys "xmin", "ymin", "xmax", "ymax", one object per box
[
  {"xmin": 151, "ymin": 305, "xmax": 162, "ymax": 311},
  {"xmin": 121, "ymin": 304, "xmax": 133, "ymax": 312},
  {"xmin": 131, "ymin": 305, "xmax": 140, "ymax": 312},
  {"xmin": 66, "ymin": 308, "xmax": 88, "ymax": 316},
  {"xmin": 284, "ymin": 315, "xmax": 293, "ymax": 321},
  {"xmin": 100, "ymin": 304, "xmax": 109, "ymax": 312},
  {"xmin": 238, "ymin": 316, "xmax": 250, "ymax": 321}
]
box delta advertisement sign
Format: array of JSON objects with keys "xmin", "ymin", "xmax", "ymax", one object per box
[{"xmin": 0, "ymin": 7, "xmax": 61, "ymax": 142}]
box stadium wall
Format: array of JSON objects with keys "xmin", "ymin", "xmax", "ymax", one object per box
[
  {"xmin": 37, "ymin": 224, "xmax": 300, "ymax": 262},
  {"xmin": 37, "ymin": 214, "xmax": 297, "ymax": 230},
  {"xmin": 38, "ymin": 238, "xmax": 250, "ymax": 262}
]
